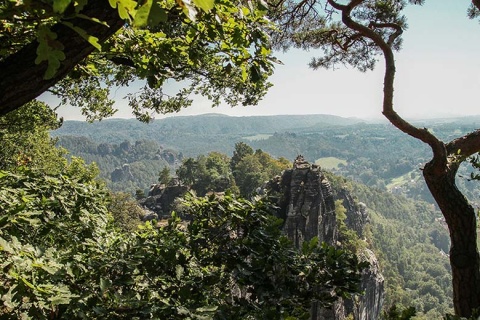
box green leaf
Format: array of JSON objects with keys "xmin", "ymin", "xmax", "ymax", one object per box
[
  {"xmin": 35, "ymin": 27, "xmax": 65, "ymax": 79},
  {"xmin": 1, "ymin": 285, "xmax": 18, "ymax": 309},
  {"xmin": 133, "ymin": 0, "xmax": 168, "ymax": 28},
  {"xmin": 61, "ymin": 22, "xmax": 102, "ymax": 51},
  {"xmin": 175, "ymin": 264, "xmax": 184, "ymax": 280},
  {"xmin": 49, "ymin": 295, "xmax": 73, "ymax": 305},
  {"xmin": 100, "ymin": 278, "xmax": 112, "ymax": 293},
  {"xmin": 196, "ymin": 305, "xmax": 218, "ymax": 312},
  {"xmin": 192, "ymin": 0, "xmax": 214, "ymax": 12},
  {"xmin": 0, "ymin": 236, "xmax": 13, "ymax": 253},
  {"xmin": 53, "ymin": 0, "xmax": 72, "ymax": 13},
  {"xmin": 108, "ymin": 0, "xmax": 118, "ymax": 8},
  {"xmin": 119, "ymin": 0, "xmax": 138, "ymax": 20}
]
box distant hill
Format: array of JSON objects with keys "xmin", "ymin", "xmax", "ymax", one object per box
[
  {"xmin": 52, "ymin": 114, "xmax": 480, "ymax": 203},
  {"xmin": 52, "ymin": 114, "xmax": 364, "ymax": 141}
]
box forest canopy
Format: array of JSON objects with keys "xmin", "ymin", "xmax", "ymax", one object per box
[{"xmin": 0, "ymin": 0, "xmax": 275, "ymax": 120}]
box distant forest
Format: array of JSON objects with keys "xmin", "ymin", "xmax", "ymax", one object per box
[{"xmin": 53, "ymin": 114, "xmax": 480, "ymax": 204}]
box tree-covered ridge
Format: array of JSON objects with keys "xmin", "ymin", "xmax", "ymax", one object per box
[
  {"xmin": 57, "ymin": 135, "xmax": 182, "ymax": 194},
  {"xmin": 53, "ymin": 116, "xmax": 480, "ymax": 204}
]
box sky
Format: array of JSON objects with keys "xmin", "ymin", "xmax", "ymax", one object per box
[{"xmin": 50, "ymin": 0, "xmax": 480, "ymax": 121}]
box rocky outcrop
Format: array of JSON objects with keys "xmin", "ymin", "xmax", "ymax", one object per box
[
  {"xmin": 336, "ymin": 188, "xmax": 369, "ymax": 238},
  {"xmin": 139, "ymin": 181, "xmax": 189, "ymax": 220},
  {"xmin": 111, "ymin": 164, "xmax": 134, "ymax": 182},
  {"xmin": 344, "ymin": 249, "xmax": 384, "ymax": 320},
  {"xmin": 267, "ymin": 156, "xmax": 384, "ymax": 320},
  {"xmin": 268, "ymin": 156, "xmax": 337, "ymax": 248}
]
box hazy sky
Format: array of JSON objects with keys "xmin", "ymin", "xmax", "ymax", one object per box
[{"xmin": 52, "ymin": 0, "xmax": 480, "ymax": 120}]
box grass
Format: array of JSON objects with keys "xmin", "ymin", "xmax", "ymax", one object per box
[{"xmin": 315, "ymin": 157, "xmax": 347, "ymax": 170}]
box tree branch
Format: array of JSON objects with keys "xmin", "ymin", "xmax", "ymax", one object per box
[
  {"xmin": 473, "ymin": 0, "xmax": 480, "ymax": 11},
  {"xmin": 447, "ymin": 130, "xmax": 480, "ymax": 160},
  {"xmin": 0, "ymin": 1, "xmax": 124, "ymax": 116},
  {"xmin": 327, "ymin": 0, "xmax": 448, "ymax": 173}
]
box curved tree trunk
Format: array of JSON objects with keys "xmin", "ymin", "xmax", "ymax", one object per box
[{"xmin": 423, "ymin": 160, "xmax": 480, "ymax": 317}]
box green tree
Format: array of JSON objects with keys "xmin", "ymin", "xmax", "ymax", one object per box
[
  {"xmin": 233, "ymin": 147, "xmax": 290, "ymax": 197},
  {"xmin": 0, "ymin": 0, "xmax": 274, "ymax": 120},
  {"xmin": 158, "ymin": 166, "xmax": 171, "ymax": 185},
  {"xmin": 109, "ymin": 192, "xmax": 145, "ymax": 232},
  {"xmin": 135, "ymin": 188, "xmax": 146, "ymax": 200},
  {"xmin": 0, "ymin": 100, "xmax": 65, "ymax": 172},
  {"xmin": 273, "ymin": 0, "xmax": 480, "ymax": 316},
  {"xmin": 177, "ymin": 152, "xmax": 236, "ymax": 196},
  {"xmin": 234, "ymin": 153, "xmax": 267, "ymax": 196},
  {"xmin": 382, "ymin": 305, "xmax": 416, "ymax": 320},
  {"xmin": 230, "ymin": 141, "xmax": 254, "ymax": 170}
]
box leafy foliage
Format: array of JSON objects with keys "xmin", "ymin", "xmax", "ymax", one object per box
[
  {"xmin": 1, "ymin": 0, "xmax": 276, "ymax": 120},
  {"xmin": 0, "ymin": 166, "xmax": 366, "ymax": 319},
  {"xmin": 382, "ymin": 304, "xmax": 416, "ymax": 320},
  {"xmin": 177, "ymin": 152, "xmax": 238, "ymax": 196},
  {"xmin": 0, "ymin": 167, "xmax": 111, "ymax": 319},
  {"xmin": 0, "ymin": 101, "xmax": 65, "ymax": 172},
  {"xmin": 178, "ymin": 193, "xmax": 368, "ymax": 318}
]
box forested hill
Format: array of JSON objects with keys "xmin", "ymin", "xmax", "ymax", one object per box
[
  {"xmin": 53, "ymin": 114, "xmax": 480, "ymax": 204},
  {"xmin": 54, "ymin": 114, "xmax": 364, "ymax": 136},
  {"xmin": 52, "ymin": 113, "xmax": 364, "ymax": 147}
]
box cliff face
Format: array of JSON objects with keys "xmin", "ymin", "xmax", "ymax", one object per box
[
  {"xmin": 139, "ymin": 181, "xmax": 189, "ymax": 220},
  {"xmin": 268, "ymin": 157, "xmax": 337, "ymax": 247},
  {"xmin": 268, "ymin": 156, "xmax": 384, "ymax": 320}
]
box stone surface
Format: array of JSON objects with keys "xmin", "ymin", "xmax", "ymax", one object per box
[
  {"xmin": 139, "ymin": 182, "xmax": 189, "ymax": 220},
  {"xmin": 344, "ymin": 249, "xmax": 385, "ymax": 320},
  {"xmin": 110, "ymin": 164, "xmax": 134, "ymax": 182},
  {"xmin": 267, "ymin": 156, "xmax": 384, "ymax": 320}
]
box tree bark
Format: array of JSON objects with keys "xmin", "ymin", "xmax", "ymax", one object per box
[
  {"xmin": 0, "ymin": 0, "xmax": 124, "ymax": 115},
  {"xmin": 423, "ymin": 161, "xmax": 480, "ymax": 317}
]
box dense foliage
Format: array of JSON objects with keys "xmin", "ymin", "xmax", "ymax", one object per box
[
  {"xmin": 0, "ymin": 167, "xmax": 366, "ymax": 319},
  {"xmin": 1, "ymin": 0, "xmax": 275, "ymax": 119},
  {"xmin": 57, "ymin": 135, "xmax": 180, "ymax": 193},
  {"xmin": 0, "ymin": 106, "xmax": 367, "ymax": 319},
  {"xmin": 176, "ymin": 143, "xmax": 291, "ymax": 197}
]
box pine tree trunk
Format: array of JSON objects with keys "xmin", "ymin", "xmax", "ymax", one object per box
[{"xmin": 423, "ymin": 160, "xmax": 480, "ymax": 317}]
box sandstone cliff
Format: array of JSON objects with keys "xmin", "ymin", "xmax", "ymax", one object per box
[
  {"xmin": 139, "ymin": 180, "xmax": 189, "ymax": 220},
  {"xmin": 267, "ymin": 156, "xmax": 384, "ymax": 320}
]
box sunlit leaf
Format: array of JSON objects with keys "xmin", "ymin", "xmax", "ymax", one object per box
[
  {"xmin": 133, "ymin": 0, "xmax": 168, "ymax": 27},
  {"xmin": 192, "ymin": 0, "xmax": 214, "ymax": 12},
  {"xmin": 53, "ymin": 0, "xmax": 73, "ymax": 14}
]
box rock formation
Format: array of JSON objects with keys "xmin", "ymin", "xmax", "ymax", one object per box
[
  {"xmin": 111, "ymin": 164, "xmax": 134, "ymax": 182},
  {"xmin": 139, "ymin": 180, "xmax": 189, "ymax": 220},
  {"xmin": 267, "ymin": 156, "xmax": 384, "ymax": 320}
]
